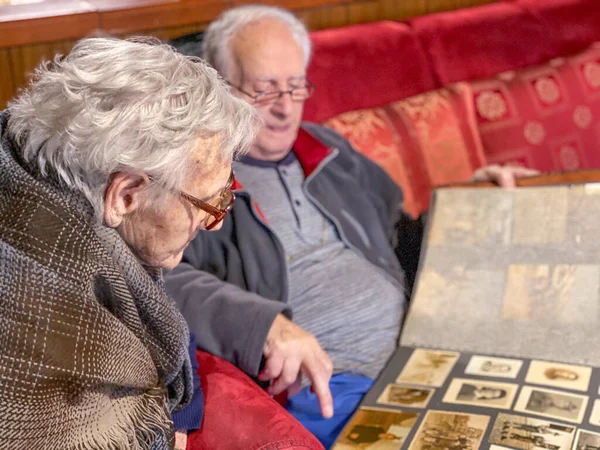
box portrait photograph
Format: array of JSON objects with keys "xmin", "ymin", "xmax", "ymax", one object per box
[
  {"xmin": 514, "ymin": 386, "xmax": 588, "ymax": 423},
  {"xmin": 465, "ymin": 355, "xmax": 523, "ymax": 379},
  {"xmin": 442, "ymin": 378, "xmax": 518, "ymax": 409},
  {"xmin": 407, "ymin": 410, "xmax": 489, "ymax": 450},
  {"xmin": 396, "ymin": 349, "xmax": 460, "ymax": 387},
  {"xmin": 376, "ymin": 384, "xmax": 435, "ymax": 409},
  {"xmin": 489, "ymin": 413, "xmax": 575, "ymax": 450},
  {"xmin": 332, "ymin": 407, "xmax": 418, "ymax": 450},
  {"xmin": 573, "ymin": 429, "xmax": 600, "ymax": 450},
  {"xmin": 525, "ymin": 360, "xmax": 591, "ymax": 392}
]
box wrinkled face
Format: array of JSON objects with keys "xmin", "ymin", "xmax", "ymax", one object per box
[
  {"xmin": 229, "ymin": 18, "xmax": 307, "ymax": 161},
  {"xmin": 112, "ymin": 136, "xmax": 231, "ymax": 269}
]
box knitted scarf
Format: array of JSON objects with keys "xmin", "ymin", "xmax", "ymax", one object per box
[{"xmin": 0, "ymin": 111, "xmax": 193, "ymax": 449}]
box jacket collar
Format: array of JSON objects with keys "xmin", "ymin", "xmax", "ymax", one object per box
[
  {"xmin": 232, "ymin": 125, "xmax": 332, "ymax": 191},
  {"xmin": 293, "ymin": 126, "xmax": 332, "ymax": 178}
]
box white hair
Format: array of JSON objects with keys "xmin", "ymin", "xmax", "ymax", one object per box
[
  {"xmin": 8, "ymin": 36, "xmax": 258, "ymax": 219},
  {"xmin": 202, "ymin": 5, "xmax": 312, "ymax": 78}
]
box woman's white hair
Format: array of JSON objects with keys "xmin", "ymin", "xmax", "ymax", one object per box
[
  {"xmin": 8, "ymin": 36, "xmax": 258, "ymax": 219},
  {"xmin": 203, "ymin": 5, "xmax": 311, "ymax": 78}
]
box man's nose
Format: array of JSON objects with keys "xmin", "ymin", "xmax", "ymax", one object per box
[{"xmin": 271, "ymin": 91, "xmax": 294, "ymax": 116}]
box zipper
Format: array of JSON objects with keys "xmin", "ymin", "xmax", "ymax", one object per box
[
  {"xmin": 303, "ymin": 148, "xmax": 405, "ymax": 290},
  {"xmin": 238, "ymin": 190, "xmax": 291, "ymax": 304}
]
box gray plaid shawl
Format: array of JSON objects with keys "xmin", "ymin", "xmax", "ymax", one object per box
[{"xmin": 0, "ymin": 111, "xmax": 193, "ymax": 449}]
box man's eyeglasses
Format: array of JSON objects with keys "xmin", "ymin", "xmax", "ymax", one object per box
[{"xmin": 228, "ymin": 80, "xmax": 315, "ymax": 105}]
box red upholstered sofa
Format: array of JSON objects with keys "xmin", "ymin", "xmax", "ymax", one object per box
[
  {"xmin": 305, "ymin": 0, "xmax": 600, "ymax": 216},
  {"xmin": 188, "ymin": 0, "xmax": 600, "ymax": 447}
]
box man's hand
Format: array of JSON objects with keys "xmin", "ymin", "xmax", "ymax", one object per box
[
  {"xmin": 259, "ymin": 314, "xmax": 334, "ymax": 418},
  {"xmin": 472, "ymin": 164, "xmax": 539, "ymax": 188}
]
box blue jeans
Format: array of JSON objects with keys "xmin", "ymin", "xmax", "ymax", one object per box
[{"xmin": 285, "ymin": 374, "xmax": 374, "ymax": 449}]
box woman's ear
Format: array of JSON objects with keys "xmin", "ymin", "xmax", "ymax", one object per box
[{"xmin": 103, "ymin": 172, "xmax": 150, "ymax": 227}]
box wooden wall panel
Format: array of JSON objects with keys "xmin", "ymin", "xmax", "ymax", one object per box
[
  {"xmin": 0, "ymin": 48, "xmax": 14, "ymax": 106},
  {"xmin": 348, "ymin": 0, "xmax": 381, "ymax": 26},
  {"xmin": 0, "ymin": 0, "xmax": 501, "ymax": 109},
  {"xmin": 297, "ymin": 4, "xmax": 348, "ymax": 30},
  {"xmin": 98, "ymin": 0, "xmax": 226, "ymax": 35}
]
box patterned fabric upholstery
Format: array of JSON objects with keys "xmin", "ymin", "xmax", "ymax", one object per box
[
  {"xmin": 466, "ymin": 44, "xmax": 600, "ymax": 171},
  {"xmin": 325, "ymin": 84, "xmax": 485, "ymax": 217}
]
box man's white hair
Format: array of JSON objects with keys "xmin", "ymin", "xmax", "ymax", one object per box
[
  {"xmin": 8, "ymin": 36, "xmax": 258, "ymax": 219},
  {"xmin": 202, "ymin": 5, "xmax": 312, "ymax": 78}
]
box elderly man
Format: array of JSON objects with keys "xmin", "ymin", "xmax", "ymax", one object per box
[
  {"xmin": 166, "ymin": 6, "xmax": 537, "ymax": 447},
  {"xmin": 0, "ymin": 36, "xmax": 257, "ymax": 449}
]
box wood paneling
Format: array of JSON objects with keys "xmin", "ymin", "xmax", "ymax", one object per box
[
  {"xmin": 348, "ymin": 0, "xmax": 381, "ymax": 25},
  {"xmin": 0, "ymin": 0, "xmax": 501, "ymax": 109},
  {"xmin": 297, "ymin": 4, "xmax": 349, "ymax": 30},
  {"xmin": 98, "ymin": 0, "xmax": 227, "ymax": 35}
]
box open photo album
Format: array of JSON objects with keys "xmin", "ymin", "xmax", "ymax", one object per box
[{"xmin": 333, "ymin": 182, "xmax": 600, "ymax": 450}]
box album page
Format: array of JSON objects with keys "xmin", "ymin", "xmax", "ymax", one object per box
[
  {"xmin": 399, "ymin": 184, "xmax": 600, "ymax": 367},
  {"xmin": 333, "ymin": 347, "xmax": 600, "ymax": 450}
]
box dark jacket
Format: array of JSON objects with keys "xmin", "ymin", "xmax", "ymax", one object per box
[{"xmin": 165, "ymin": 123, "xmax": 423, "ymax": 377}]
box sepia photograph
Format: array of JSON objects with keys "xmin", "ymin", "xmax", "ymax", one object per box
[
  {"xmin": 442, "ymin": 378, "xmax": 519, "ymax": 409},
  {"xmin": 573, "ymin": 429, "xmax": 600, "ymax": 450},
  {"xmin": 489, "ymin": 413, "xmax": 575, "ymax": 450},
  {"xmin": 332, "ymin": 407, "xmax": 419, "ymax": 450},
  {"xmin": 589, "ymin": 399, "xmax": 600, "ymax": 427},
  {"xmin": 525, "ymin": 360, "xmax": 592, "ymax": 392},
  {"xmin": 396, "ymin": 349, "xmax": 460, "ymax": 387},
  {"xmin": 465, "ymin": 355, "xmax": 523, "ymax": 379},
  {"xmin": 407, "ymin": 410, "xmax": 489, "ymax": 450},
  {"xmin": 514, "ymin": 386, "xmax": 588, "ymax": 423},
  {"xmin": 376, "ymin": 384, "xmax": 435, "ymax": 409}
]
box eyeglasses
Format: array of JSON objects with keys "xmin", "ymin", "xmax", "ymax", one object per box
[
  {"xmin": 228, "ymin": 80, "xmax": 315, "ymax": 105},
  {"xmin": 175, "ymin": 170, "xmax": 235, "ymax": 230}
]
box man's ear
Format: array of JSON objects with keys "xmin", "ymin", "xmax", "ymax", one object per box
[{"xmin": 103, "ymin": 172, "xmax": 150, "ymax": 227}]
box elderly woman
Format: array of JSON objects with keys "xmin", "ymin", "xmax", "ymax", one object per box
[{"xmin": 0, "ymin": 37, "xmax": 257, "ymax": 449}]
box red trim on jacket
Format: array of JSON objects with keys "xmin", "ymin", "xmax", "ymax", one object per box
[
  {"xmin": 232, "ymin": 178, "xmax": 268, "ymax": 223},
  {"xmin": 231, "ymin": 127, "xmax": 331, "ymax": 222},
  {"xmin": 293, "ymin": 127, "xmax": 331, "ymax": 178}
]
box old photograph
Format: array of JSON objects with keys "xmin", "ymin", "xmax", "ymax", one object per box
[
  {"xmin": 407, "ymin": 410, "xmax": 489, "ymax": 450},
  {"xmin": 442, "ymin": 378, "xmax": 518, "ymax": 409},
  {"xmin": 376, "ymin": 384, "xmax": 435, "ymax": 409},
  {"xmin": 396, "ymin": 349, "xmax": 460, "ymax": 387},
  {"xmin": 589, "ymin": 399, "xmax": 600, "ymax": 427},
  {"xmin": 525, "ymin": 360, "xmax": 592, "ymax": 392},
  {"xmin": 514, "ymin": 386, "xmax": 588, "ymax": 423},
  {"xmin": 332, "ymin": 407, "xmax": 419, "ymax": 450},
  {"xmin": 573, "ymin": 429, "xmax": 600, "ymax": 450},
  {"xmin": 465, "ymin": 355, "xmax": 523, "ymax": 379},
  {"xmin": 489, "ymin": 413, "xmax": 575, "ymax": 450}
]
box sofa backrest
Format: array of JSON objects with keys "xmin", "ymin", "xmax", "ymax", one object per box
[
  {"xmin": 304, "ymin": 21, "xmax": 437, "ymax": 123},
  {"xmin": 305, "ymin": 0, "xmax": 600, "ymax": 123}
]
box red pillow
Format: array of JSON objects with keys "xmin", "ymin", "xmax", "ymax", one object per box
[
  {"xmin": 187, "ymin": 350, "xmax": 324, "ymax": 450},
  {"xmin": 325, "ymin": 84, "xmax": 486, "ymax": 217},
  {"xmin": 466, "ymin": 44, "xmax": 600, "ymax": 171}
]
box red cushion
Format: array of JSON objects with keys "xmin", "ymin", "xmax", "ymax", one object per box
[
  {"xmin": 518, "ymin": 0, "xmax": 600, "ymax": 56},
  {"xmin": 410, "ymin": 2, "xmax": 567, "ymax": 85},
  {"xmin": 187, "ymin": 350, "xmax": 324, "ymax": 450},
  {"xmin": 325, "ymin": 84, "xmax": 486, "ymax": 216},
  {"xmin": 304, "ymin": 21, "xmax": 438, "ymax": 123},
  {"xmin": 467, "ymin": 44, "xmax": 600, "ymax": 171}
]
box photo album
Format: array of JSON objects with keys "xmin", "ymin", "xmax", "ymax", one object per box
[{"xmin": 333, "ymin": 184, "xmax": 600, "ymax": 450}]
